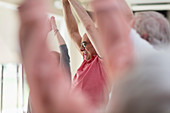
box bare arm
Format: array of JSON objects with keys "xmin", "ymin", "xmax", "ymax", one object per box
[
  {"xmin": 19, "ymin": 1, "xmax": 53, "ymax": 113},
  {"xmin": 19, "ymin": 0, "xmax": 70, "ymax": 113},
  {"xmin": 68, "ymin": 0, "xmax": 103, "ymax": 57},
  {"xmin": 62, "ymin": 0, "xmax": 82, "ymax": 54},
  {"xmin": 91, "ymin": 0, "xmax": 134, "ymax": 82},
  {"xmin": 19, "ymin": 0, "xmax": 96, "ymax": 113},
  {"xmin": 50, "ymin": 16, "xmax": 71, "ymax": 80},
  {"xmin": 56, "ymin": 31, "xmax": 65, "ymax": 45},
  {"xmin": 50, "ymin": 16, "xmax": 66, "ymax": 45}
]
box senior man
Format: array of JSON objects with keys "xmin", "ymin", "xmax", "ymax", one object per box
[{"xmin": 62, "ymin": 0, "xmax": 109, "ymax": 108}]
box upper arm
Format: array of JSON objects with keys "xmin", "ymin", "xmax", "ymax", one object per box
[
  {"xmin": 62, "ymin": 1, "xmax": 83, "ymax": 55},
  {"xmin": 59, "ymin": 44, "xmax": 71, "ymax": 78},
  {"xmin": 59, "ymin": 44, "xmax": 70, "ymax": 67},
  {"xmin": 69, "ymin": 32, "xmax": 83, "ymax": 56}
]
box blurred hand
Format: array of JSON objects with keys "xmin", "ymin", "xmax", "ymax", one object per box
[{"xmin": 91, "ymin": 0, "xmax": 133, "ymax": 82}]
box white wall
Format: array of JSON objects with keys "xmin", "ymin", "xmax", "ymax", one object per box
[
  {"xmin": 0, "ymin": 4, "xmax": 83, "ymax": 76},
  {"xmin": 0, "ymin": 6, "xmax": 20, "ymax": 64},
  {"xmin": 128, "ymin": 0, "xmax": 170, "ymax": 4}
]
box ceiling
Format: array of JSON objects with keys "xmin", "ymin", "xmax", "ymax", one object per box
[
  {"xmin": 0, "ymin": 0, "xmax": 63, "ymax": 15},
  {"xmin": 1, "ymin": 0, "xmax": 170, "ymax": 15},
  {"xmin": 129, "ymin": 0, "xmax": 170, "ymax": 4},
  {"xmin": 0, "ymin": 0, "xmax": 93, "ymax": 16}
]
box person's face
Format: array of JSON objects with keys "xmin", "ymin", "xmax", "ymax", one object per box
[{"xmin": 80, "ymin": 34, "xmax": 97, "ymax": 61}]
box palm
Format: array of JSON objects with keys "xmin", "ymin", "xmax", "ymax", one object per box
[{"xmin": 50, "ymin": 16, "xmax": 58, "ymax": 31}]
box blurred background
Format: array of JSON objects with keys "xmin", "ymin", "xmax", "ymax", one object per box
[{"xmin": 0, "ymin": 0, "xmax": 170, "ymax": 113}]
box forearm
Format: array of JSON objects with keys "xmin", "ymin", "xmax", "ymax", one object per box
[
  {"xmin": 62, "ymin": 1, "xmax": 79, "ymax": 35},
  {"xmin": 68, "ymin": 0, "xmax": 93, "ymax": 28},
  {"xmin": 62, "ymin": 0, "xmax": 82, "ymax": 51},
  {"xmin": 55, "ymin": 30, "xmax": 66, "ymax": 45},
  {"xmin": 19, "ymin": 0, "xmax": 49, "ymax": 62}
]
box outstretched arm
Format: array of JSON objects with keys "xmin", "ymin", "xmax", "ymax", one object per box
[
  {"xmin": 50, "ymin": 16, "xmax": 66, "ymax": 45},
  {"xmin": 19, "ymin": 0, "xmax": 72, "ymax": 113},
  {"xmin": 19, "ymin": 0, "xmax": 96, "ymax": 113},
  {"xmin": 68, "ymin": 0, "xmax": 103, "ymax": 57},
  {"xmin": 62, "ymin": 0, "xmax": 82, "ymax": 54},
  {"xmin": 91, "ymin": 0, "xmax": 134, "ymax": 82},
  {"xmin": 50, "ymin": 16, "xmax": 71, "ymax": 80}
]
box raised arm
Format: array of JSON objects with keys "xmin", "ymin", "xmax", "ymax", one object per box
[
  {"xmin": 68, "ymin": 0, "xmax": 103, "ymax": 57},
  {"xmin": 50, "ymin": 16, "xmax": 66, "ymax": 45},
  {"xmin": 19, "ymin": 0, "xmax": 70, "ymax": 113},
  {"xmin": 62, "ymin": 0, "xmax": 82, "ymax": 53},
  {"xmin": 91, "ymin": 0, "xmax": 134, "ymax": 82},
  {"xmin": 19, "ymin": 0, "xmax": 96, "ymax": 113},
  {"xmin": 50, "ymin": 16, "xmax": 71, "ymax": 80}
]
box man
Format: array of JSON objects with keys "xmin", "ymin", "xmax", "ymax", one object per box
[
  {"xmin": 133, "ymin": 11, "xmax": 170, "ymax": 49},
  {"xmin": 62, "ymin": 0, "xmax": 109, "ymax": 108},
  {"xmin": 62, "ymin": 0, "xmax": 155, "ymax": 108}
]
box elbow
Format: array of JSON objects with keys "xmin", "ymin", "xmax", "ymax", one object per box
[
  {"xmin": 68, "ymin": 28, "xmax": 79, "ymax": 38},
  {"xmin": 69, "ymin": 30, "xmax": 76, "ymax": 36},
  {"xmin": 68, "ymin": 27, "xmax": 79, "ymax": 35},
  {"xmin": 85, "ymin": 24, "xmax": 95, "ymax": 33},
  {"xmin": 69, "ymin": 32, "xmax": 78, "ymax": 40},
  {"xmin": 85, "ymin": 24, "xmax": 91, "ymax": 32},
  {"xmin": 69, "ymin": 31, "xmax": 76, "ymax": 37}
]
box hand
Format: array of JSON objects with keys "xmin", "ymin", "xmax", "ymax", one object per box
[{"xmin": 50, "ymin": 16, "xmax": 58, "ymax": 32}]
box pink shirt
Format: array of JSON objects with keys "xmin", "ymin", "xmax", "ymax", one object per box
[{"xmin": 72, "ymin": 56, "xmax": 108, "ymax": 107}]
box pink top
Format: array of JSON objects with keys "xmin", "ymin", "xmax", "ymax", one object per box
[{"xmin": 72, "ymin": 56, "xmax": 108, "ymax": 107}]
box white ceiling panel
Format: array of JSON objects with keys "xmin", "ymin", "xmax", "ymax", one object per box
[{"xmin": 128, "ymin": 0, "xmax": 170, "ymax": 4}]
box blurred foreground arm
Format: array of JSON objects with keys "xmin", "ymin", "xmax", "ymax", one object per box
[
  {"xmin": 19, "ymin": 0, "xmax": 67, "ymax": 113},
  {"xmin": 91, "ymin": 0, "xmax": 134, "ymax": 81},
  {"xmin": 19, "ymin": 0, "xmax": 96, "ymax": 113}
]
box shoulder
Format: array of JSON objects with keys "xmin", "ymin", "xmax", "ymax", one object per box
[{"xmin": 130, "ymin": 29, "xmax": 157, "ymax": 58}]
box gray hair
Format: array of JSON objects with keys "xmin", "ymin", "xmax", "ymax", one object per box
[
  {"xmin": 134, "ymin": 11, "xmax": 170, "ymax": 49},
  {"xmin": 107, "ymin": 52, "xmax": 170, "ymax": 113}
]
